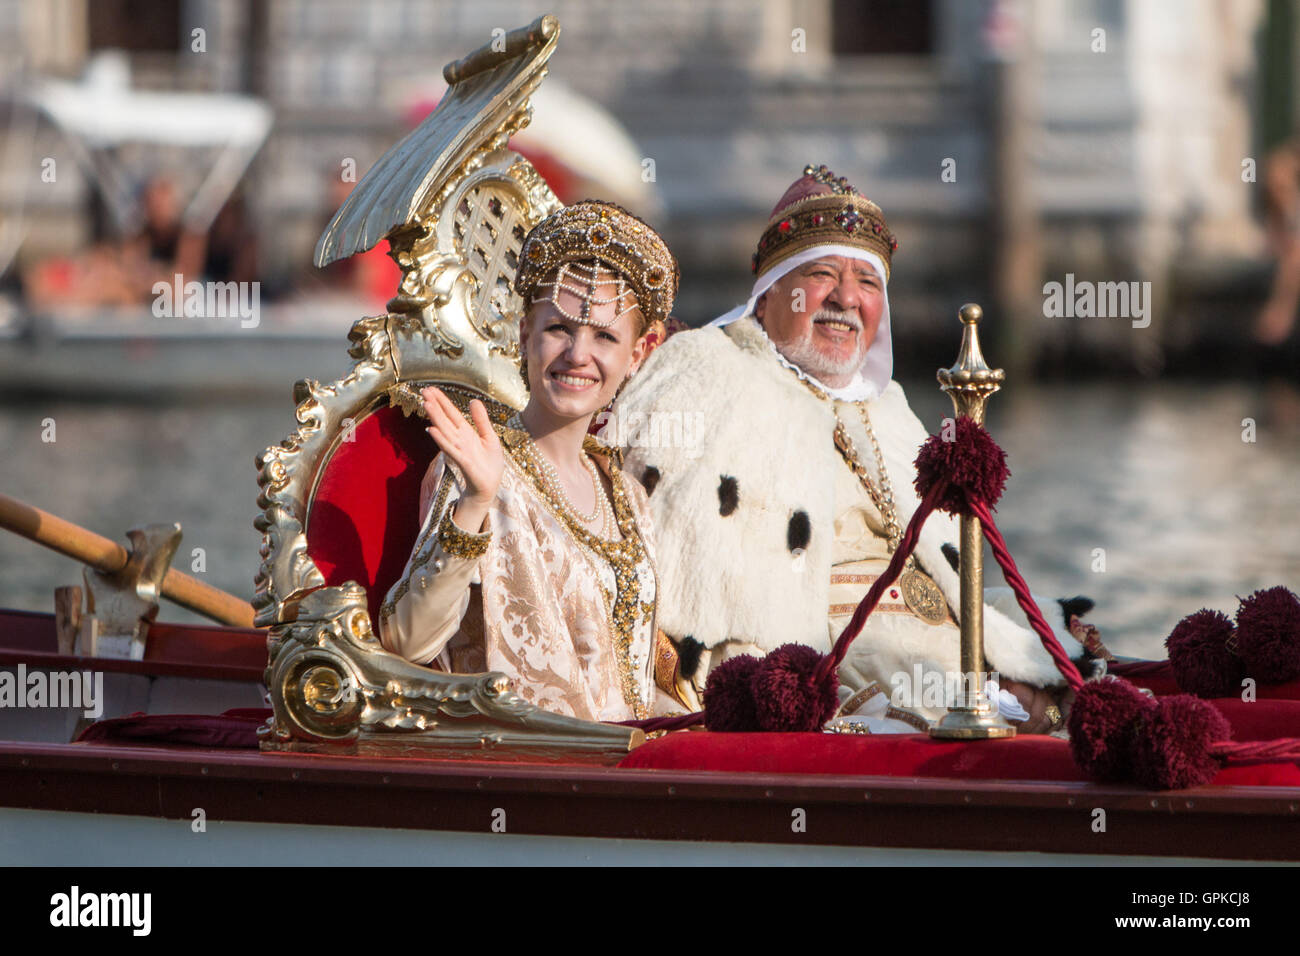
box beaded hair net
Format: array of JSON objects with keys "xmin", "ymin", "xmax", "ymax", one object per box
[
  {"xmin": 515, "ymin": 199, "xmax": 679, "ymax": 332},
  {"xmin": 534, "ymin": 260, "xmax": 638, "ymax": 327}
]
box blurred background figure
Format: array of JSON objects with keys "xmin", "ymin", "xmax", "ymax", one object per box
[
  {"xmin": 1257, "ymin": 135, "xmax": 1300, "ymax": 347},
  {"xmin": 135, "ymin": 175, "xmax": 186, "ymax": 275},
  {"xmin": 1255, "ymin": 134, "xmax": 1300, "ymax": 428},
  {"xmin": 202, "ymin": 191, "xmax": 259, "ymax": 287}
]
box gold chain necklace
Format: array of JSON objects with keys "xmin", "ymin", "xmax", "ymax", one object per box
[
  {"xmin": 833, "ymin": 407, "xmax": 903, "ymax": 550},
  {"xmin": 507, "ymin": 416, "xmax": 611, "ymax": 533},
  {"xmin": 504, "ymin": 416, "xmax": 652, "ymax": 717},
  {"xmin": 790, "ymin": 374, "xmax": 949, "ymax": 625}
]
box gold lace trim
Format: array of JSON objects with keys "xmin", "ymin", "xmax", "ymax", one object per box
[{"xmin": 437, "ymin": 508, "xmax": 491, "ymax": 559}]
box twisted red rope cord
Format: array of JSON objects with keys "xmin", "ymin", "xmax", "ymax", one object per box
[
  {"xmin": 622, "ymin": 448, "xmax": 1300, "ymax": 778},
  {"xmin": 814, "ymin": 482, "xmax": 946, "ymax": 687},
  {"xmin": 1210, "ymin": 738, "xmax": 1300, "ymax": 764},
  {"xmin": 618, "ymin": 710, "xmax": 704, "ymax": 732},
  {"xmin": 969, "ymin": 497, "xmax": 1086, "ymax": 692},
  {"xmin": 621, "ymin": 485, "xmax": 945, "ymax": 732},
  {"xmin": 623, "ymin": 477, "xmax": 1081, "ymax": 732},
  {"xmin": 972, "ymin": 498, "xmax": 1300, "ymax": 770}
]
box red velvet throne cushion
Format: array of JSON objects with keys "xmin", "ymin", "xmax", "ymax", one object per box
[{"xmin": 305, "ymin": 404, "xmax": 437, "ymax": 624}]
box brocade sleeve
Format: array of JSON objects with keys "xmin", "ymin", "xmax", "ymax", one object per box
[{"xmin": 378, "ymin": 454, "xmax": 491, "ymax": 666}]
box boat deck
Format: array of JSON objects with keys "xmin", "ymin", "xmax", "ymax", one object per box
[{"xmin": 4, "ymin": 608, "xmax": 1300, "ymax": 862}]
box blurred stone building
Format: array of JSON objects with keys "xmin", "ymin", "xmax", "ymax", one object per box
[{"xmin": 1, "ymin": 0, "xmax": 1297, "ymax": 369}]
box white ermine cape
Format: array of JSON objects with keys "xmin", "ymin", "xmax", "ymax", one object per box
[{"xmin": 612, "ymin": 317, "xmax": 1079, "ymax": 688}]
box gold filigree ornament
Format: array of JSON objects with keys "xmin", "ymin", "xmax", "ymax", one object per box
[
  {"xmin": 437, "ymin": 508, "xmax": 492, "ymax": 560},
  {"xmin": 255, "ymin": 16, "xmax": 643, "ymax": 762}
]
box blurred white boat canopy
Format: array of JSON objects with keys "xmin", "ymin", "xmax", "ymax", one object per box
[{"xmin": 23, "ymin": 51, "xmax": 272, "ymax": 233}]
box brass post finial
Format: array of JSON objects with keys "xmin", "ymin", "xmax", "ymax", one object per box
[
  {"xmin": 936, "ymin": 303, "xmax": 1004, "ymax": 426},
  {"xmin": 931, "ymin": 303, "xmax": 1015, "ymax": 740}
]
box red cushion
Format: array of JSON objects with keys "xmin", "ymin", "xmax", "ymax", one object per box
[
  {"xmin": 306, "ymin": 405, "xmax": 436, "ymax": 624},
  {"xmin": 77, "ymin": 709, "xmax": 267, "ymax": 749},
  {"xmin": 619, "ymin": 731, "xmax": 1300, "ymax": 786},
  {"xmin": 1110, "ymin": 659, "xmax": 1300, "ymax": 700},
  {"xmin": 1210, "ymin": 698, "xmax": 1300, "ymax": 740}
]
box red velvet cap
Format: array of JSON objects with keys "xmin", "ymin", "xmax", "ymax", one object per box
[{"xmin": 753, "ymin": 164, "xmax": 896, "ymax": 278}]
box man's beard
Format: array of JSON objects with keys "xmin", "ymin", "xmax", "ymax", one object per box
[{"xmin": 769, "ymin": 308, "xmax": 868, "ymax": 384}]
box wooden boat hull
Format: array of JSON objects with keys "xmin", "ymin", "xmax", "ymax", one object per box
[
  {"xmin": 4, "ymin": 608, "xmax": 1300, "ymax": 863},
  {"xmin": 5, "ymin": 738, "xmax": 1300, "ymax": 863}
]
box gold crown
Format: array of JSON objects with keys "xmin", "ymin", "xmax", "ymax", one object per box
[
  {"xmin": 753, "ymin": 165, "xmax": 897, "ymax": 279},
  {"xmin": 515, "ymin": 200, "xmax": 679, "ymax": 330}
]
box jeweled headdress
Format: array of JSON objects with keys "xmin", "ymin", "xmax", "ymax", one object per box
[
  {"xmin": 515, "ymin": 199, "xmax": 679, "ymax": 331},
  {"xmin": 752, "ymin": 164, "xmax": 898, "ymax": 279}
]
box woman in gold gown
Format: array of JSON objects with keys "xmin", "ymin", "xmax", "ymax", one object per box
[{"xmin": 378, "ymin": 201, "xmax": 693, "ymax": 722}]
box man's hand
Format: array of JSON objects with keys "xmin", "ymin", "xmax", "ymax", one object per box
[
  {"xmin": 1069, "ymin": 613, "xmax": 1114, "ymax": 662},
  {"xmin": 1000, "ymin": 679, "xmax": 1074, "ymax": 735}
]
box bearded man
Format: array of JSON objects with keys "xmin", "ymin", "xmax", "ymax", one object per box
[{"xmin": 612, "ymin": 165, "xmax": 1105, "ymax": 733}]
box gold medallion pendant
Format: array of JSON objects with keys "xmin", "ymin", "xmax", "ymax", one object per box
[{"xmin": 899, "ymin": 566, "xmax": 948, "ymax": 625}]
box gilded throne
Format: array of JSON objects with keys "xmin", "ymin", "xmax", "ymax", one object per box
[{"xmin": 253, "ymin": 17, "xmax": 647, "ymax": 763}]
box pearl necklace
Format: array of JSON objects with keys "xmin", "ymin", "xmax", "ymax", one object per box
[
  {"xmin": 502, "ymin": 414, "xmax": 651, "ymax": 717},
  {"xmin": 508, "ymin": 415, "xmax": 615, "ymax": 537}
]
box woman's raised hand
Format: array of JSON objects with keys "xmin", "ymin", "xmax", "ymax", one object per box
[{"xmin": 422, "ymin": 387, "xmax": 505, "ymax": 508}]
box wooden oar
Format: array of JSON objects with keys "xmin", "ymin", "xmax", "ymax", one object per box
[{"xmin": 0, "ymin": 492, "xmax": 256, "ymax": 628}]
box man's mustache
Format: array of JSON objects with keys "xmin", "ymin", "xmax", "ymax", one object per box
[{"xmin": 810, "ymin": 308, "xmax": 862, "ymax": 332}]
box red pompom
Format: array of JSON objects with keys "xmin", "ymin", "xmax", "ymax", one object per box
[
  {"xmin": 1129, "ymin": 695, "xmax": 1230, "ymax": 790},
  {"xmin": 1235, "ymin": 586, "xmax": 1300, "ymax": 683},
  {"xmin": 1165, "ymin": 609, "xmax": 1243, "ymax": 698},
  {"xmin": 913, "ymin": 417, "xmax": 1010, "ymax": 516},
  {"xmin": 703, "ymin": 654, "xmax": 763, "ymax": 732},
  {"xmin": 750, "ymin": 643, "xmax": 839, "ymax": 732},
  {"xmin": 1066, "ymin": 678, "xmax": 1155, "ymax": 782}
]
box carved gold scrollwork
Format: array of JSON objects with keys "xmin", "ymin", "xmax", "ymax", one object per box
[
  {"xmin": 255, "ymin": 16, "xmax": 642, "ymax": 761},
  {"xmin": 261, "ymin": 586, "xmax": 642, "ymax": 760}
]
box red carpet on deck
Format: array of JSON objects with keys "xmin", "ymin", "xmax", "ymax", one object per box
[
  {"xmin": 618, "ymin": 729, "xmax": 1300, "ymax": 786},
  {"xmin": 71, "ymin": 702, "xmax": 1300, "ymax": 787}
]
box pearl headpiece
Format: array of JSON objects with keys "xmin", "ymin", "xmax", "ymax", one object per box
[
  {"xmin": 515, "ymin": 199, "xmax": 678, "ymax": 331},
  {"xmin": 534, "ymin": 260, "xmax": 640, "ymax": 327}
]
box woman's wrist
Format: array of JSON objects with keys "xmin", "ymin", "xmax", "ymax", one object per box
[
  {"xmin": 439, "ymin": 506, "xmax": 491, "ymax": 559},
  {"xmin": 450, "ymin": 496, "xmax": 492, "ymax": 534}
]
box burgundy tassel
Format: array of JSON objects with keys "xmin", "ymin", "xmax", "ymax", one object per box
[
  {"xmin": 1130, "ymin": 695, "xmax": 1231, "ymax": 790},
  {"xmin": 913, "ymin": 416, "xmax": 1010, "ymax": 515},
  {"xmin": 1067, "ymin": 678, "xmax": 1155, "ymax": 782},
  {"xmin": 751, "ymin": 643, "xmax": 839, "ymax": 732},
  {"xmin": 702, "ymin": 654, "xmax": 763, "ymax": 732},
  {"xmin": 1235, "ymin": 586, "xmax": 1300, "ymax": 683},
  {"xmin": 1165, "ymin": 609, "xmax": 1243, "ymax": 698}
]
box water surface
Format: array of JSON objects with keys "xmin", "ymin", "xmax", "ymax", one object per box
[{"xmin": 2, "ymin": 381, "xmax": 1297, "ymax": 661}]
